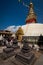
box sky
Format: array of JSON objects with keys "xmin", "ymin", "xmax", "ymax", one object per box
[{"xmin": 0, "ymin": 0, "xmax": 43, "ymax": 30}]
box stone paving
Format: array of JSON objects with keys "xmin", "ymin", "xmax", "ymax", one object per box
[
  {"xmin": 34, "ymin": 54, "xmax": 43, "ymax": 65},
  {"xmin": 0, "ymin": 46, "xmax": 43, "ymax": 65},
  {"xmin": 0, "ymin": 53, "xmax": 43, "ymax": 65}
]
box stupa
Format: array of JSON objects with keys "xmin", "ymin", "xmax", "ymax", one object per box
[
  {"xmin": 11, "ymin": 39, "xmax": 35, "ymax": 65},
  {"xmin": 21, "ymin": 1, "xmax": 43, "ymax": 38}
]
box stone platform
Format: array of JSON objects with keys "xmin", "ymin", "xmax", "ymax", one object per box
[{"xmin": 14, "ymin": 52, "xmax": 35, "ymax": 65}]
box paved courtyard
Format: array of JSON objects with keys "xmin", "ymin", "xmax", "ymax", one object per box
[
  {"xmin": 0, "ymin": 46, "xmax": 43, "ymax": 65},
  {"xmin": 34, "ymin": 54, "xmax": 43, "ymax": 65}
]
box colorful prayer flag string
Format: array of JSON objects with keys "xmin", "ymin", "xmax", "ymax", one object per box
[
  {"xmin": 18, "ymin": 0, "xmax": 29, "ymax": 8},
  {"xmin": 18, "ymin": 0, "xmax": 22, "ymax": 2}
]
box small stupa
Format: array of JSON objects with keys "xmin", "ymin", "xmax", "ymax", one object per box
[{"xmin": 11, "ymin": 39, "xmax": 35, "ymax": 65}]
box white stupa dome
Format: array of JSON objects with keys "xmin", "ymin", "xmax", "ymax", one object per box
[{"xmin": 21, "ymin": 23, "xmax": 43, "ymax": 36}]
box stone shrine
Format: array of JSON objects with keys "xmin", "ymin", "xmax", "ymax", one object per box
[{"xmin": 12, "ymin": 39, "xmax": 36, "ymax": 65}]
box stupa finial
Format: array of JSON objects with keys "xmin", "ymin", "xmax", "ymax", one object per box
[{"xmin": 26, "ymin": 1, "xmax": 37, "ymax": 24}]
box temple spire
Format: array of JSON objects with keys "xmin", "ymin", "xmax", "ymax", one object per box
[{"xmin": 26, "ymin": 1, "xmax": 37, "ymax": 24}]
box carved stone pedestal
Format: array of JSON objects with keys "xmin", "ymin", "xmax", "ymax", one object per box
[{"xmin": 12, "ymin": 40, "xmax": 36, "ymax": 65}]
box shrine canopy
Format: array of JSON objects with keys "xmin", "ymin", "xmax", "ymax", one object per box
[{"xmin": 16, "ymin": 27, "xmax": 24, "ymax": 36}]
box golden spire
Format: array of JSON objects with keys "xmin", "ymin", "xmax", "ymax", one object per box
[{"xmin": 26, "ymin": 1, "xmax": 37, "ymax": 23}]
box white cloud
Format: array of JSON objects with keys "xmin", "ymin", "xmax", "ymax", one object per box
[{"xmin": 5, "ymin": 25, "xmax": 21, "ymax": 33}]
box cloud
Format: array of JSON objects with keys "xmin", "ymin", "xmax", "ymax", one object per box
[{"xmin": 5, "ymin": 25, "xmax": 21, "ymax": 33}]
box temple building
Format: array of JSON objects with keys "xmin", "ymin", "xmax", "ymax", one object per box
[
  {"xmin": 0, "ymin": 30, "xmax": 13, "ymax": 39},
  {"xmin": 0, "ymin": 30, "xmax": 12, "ymax": 35}
]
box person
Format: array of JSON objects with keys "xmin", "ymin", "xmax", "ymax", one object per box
[{"xmin": 13, "ymin": 38, "xmax": 18, "ymax": 45}]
